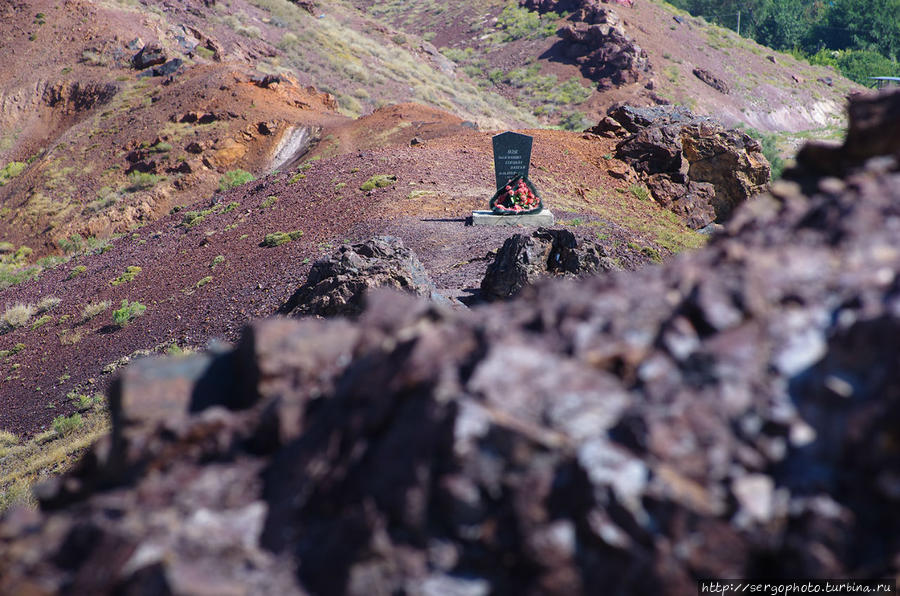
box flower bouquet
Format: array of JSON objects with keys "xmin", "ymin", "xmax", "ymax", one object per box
[{"xmin": 489, "ymin": 176, "xmax": 543, "ymax": 215}]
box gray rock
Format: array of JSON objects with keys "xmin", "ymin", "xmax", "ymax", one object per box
[{"xmin": 281, "ymin": 236, "xmax": 449, "ymax": 317}]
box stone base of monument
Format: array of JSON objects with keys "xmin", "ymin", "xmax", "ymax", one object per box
[{"xmin": 471, "ymin": 210, "xmax": 555, "ymax": 227}]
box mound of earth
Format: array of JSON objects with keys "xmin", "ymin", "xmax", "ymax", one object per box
[{"xmin": 2, "ymin": 89, "xmax": 899, "ymax": 596}]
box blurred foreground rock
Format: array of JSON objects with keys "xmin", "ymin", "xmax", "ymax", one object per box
[{"xmin": 3, "ymin": 92, "xmax": 900, "ymax": 595}]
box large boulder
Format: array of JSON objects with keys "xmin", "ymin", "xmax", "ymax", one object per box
[
  {"xmin": 609, "ymin": 105, "xmax": 770, "ymax": 226},
  {"xmin": 280, "ymin": 236, "xmax": 448, "ymax": 317},
  {"xmin": 3, "ymin": 91, "xmax": 900, "ymax": 595},
  {"xmin": 131, "ymin": 42, "xmax": 166, "ymax": 70},
  {"xmin": 480, "ymin": 228, "xmax": 619, "ymax": 301}
]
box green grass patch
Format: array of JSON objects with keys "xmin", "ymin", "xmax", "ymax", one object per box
[
  {"xmin": 219, "ymin": 169, "xmax": 255, "ymax": 192},
  {"xmin": 112, "ymin": 300, "xmax": 146, "ymax": 326},
  {"xmin": 360, "ymin": 174, "xmax": 397, "ymax": 191},
  {"xmin": 262, "ymin": 230, "xmax": 304, "ymax": 247},
  {"xmin": 110, "ymin": 265, "xmax": 141, "ymax": 286},
  {"xmin": 125, "ymin": 171, "xmax": 160, "ymax": 192},
  {"xmin": 0, "ymin": 161, "xmax": 27, "ymax": 186}
]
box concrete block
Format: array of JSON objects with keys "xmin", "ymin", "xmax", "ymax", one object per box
[{"xmin": 471, "ymin": 210, "xmax": 555, "ymax": 227}]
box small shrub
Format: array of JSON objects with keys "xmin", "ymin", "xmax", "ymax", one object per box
[
  {"xmin": 182, "ymin": 211, "xmax": 205, "ymax": 227},
  {"xmin": 211, "ymin": 255, "xmax": 225, "ymax": 269},
  {"xmin": 31, "ymin": 315, "xmax": 52, "ymax": 330},
  {"xmin": 80, "ymin": 300, "xmax": 110, "ymax": 323},
  {"xmin": 68, "ymin": 391, "xmax": 102, "ymax": 411},
  {"xmin": 36, "ymin": 296, "xmax": 60, "ymax": 313},
  {"xmin": 110, "ymin": 265, "xmax": 141, "ymax": 286},
  {"xmin": 148, "ymin": 141, "xmax": 173, "ymax": 153},
  {"xmin": 58, "ymin": 328, "xmax": 83, "ymax": 345},
  {"xmin": 58, "ymin": 234, "xmax": 84, "ymax": 254},
  {"xmin": 0, "ymin": 429, "xmax": 18, "ymax": 447},
  {"xmin": 360, "ymin": 174, "xmax": 397, "ymax": 191},
  {"xmin": 223, "ymin": 201, "xmax": 239, "ymax": 212},
  {"xmin": 195, "ymin": 45, "xmax": 215, "ymax": 59},
  {"xmin": 125, "ymin": 171, "xmax": 160, "ymax": 192},
  {"xmin": 262, "ymin": 232, "xmax": 291, "ymax": 247},
  {"xmin": 289, "ymin": 172, "xmax": 306, "ymax": 183},
  {"xmin": 219, "ymin": 169, "xmax": 255, "ymax": 192},
  {"xmin": 196, "ymin": 276, "xmax": 213, "ymax": 288},
  {"xmin": 1, "ymin": 303, "xmax": 36, "ymax": 331},
  {"xmin": 52, "ymin": 413, "xmax": 82, "ymax": 436},
  {"xmin": 628, "ymin": 184, "xmax": 651, "ymax": 201},
  {"xmin": 0, "ymin": 161, "xmax": 27, "ymax": 186},
  {"xmin": 0, "ymin": 343, "xmax": 25, "ymax": 359},
  {"xmin": 641, "ymin": 245, "xmax": 662, "ymax": 263},
  {"xmin": 112, "ymin": 300, "xmax": 146, "ymax": 326},
  {"xmin": 68, "ymin": 265, "xmax": 87, "ymax": 279},
  {"xmin": 261, "ymin": 195, "xmax": 278, "ymax": 208}
]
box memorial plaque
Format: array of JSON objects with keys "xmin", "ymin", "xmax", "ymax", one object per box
[{"xmin": 492, "ymin": 132, "xmax": 533, "ymax": 190}]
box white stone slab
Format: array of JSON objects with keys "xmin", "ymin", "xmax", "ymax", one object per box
[{"xmin": 471, "ymin": 210, "xmax": 555, "ymax": 227}]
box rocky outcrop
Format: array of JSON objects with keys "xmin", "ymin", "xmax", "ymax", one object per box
[
  {"xmin": 480, "ymin": 228, "xmax": 619, "ymax": 300},
  {"xmin": 600, "ymin": 105, "xmax": 770, "ymax": 226},
  {"xmin": 280, "ymin": 236, "xmax": 448, "ymax": 317},
  {"xmin": 522, "ymin": 0, "xmax": 650, "ymax": 89},
  {"xmin": 131, "ymin": 42, "xmax": 166, "ymax": 70},
  {"xmin": 692, "ymin": 67, "xmax": 730, "ymax": 94},
  {"xmin": 4, "ymin": 92, "xmax": 900, "ymax": 595}
]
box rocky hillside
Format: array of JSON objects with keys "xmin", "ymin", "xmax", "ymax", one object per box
[
  {"xmin": 0, "ymin": 0, "xmax": 860, "ymax": 256},
  {"xmin": 351, "ymin": 0, "xmax": 861, "ymax": 133},
  {"xmin": 1, "ymin": 88, "xmax": 898, "ymax": 595}
]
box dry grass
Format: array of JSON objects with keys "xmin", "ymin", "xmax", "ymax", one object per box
[
  {"xmin": 80, "ymin": 300, "xmax": 111, "ymax": 323},
  {"xmin": 1, "ymin": 303, "xmax": 36, "ymax": 331},
  {"xmin": 0, "ymin": 412, "xmax": 109, "ymax": 513}
]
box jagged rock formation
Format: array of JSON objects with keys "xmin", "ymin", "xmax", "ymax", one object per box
[
  {"xmin": 280, "ymin": 236, "xmax": 448, "ymax": 317},
  {"xmin": 692, "ymin": 67, "xmax": 730, "ymax": 94},
  {"xmin": 593, "ymin": 105, "xmax": 770, "ymax": 227},
  {"xmin": 480, "ymin": 228, "xmax": 619, "ymax": 300},
  {"xmin": 522, "ymin": 0, "xmax": 651, "ymax": 89},
  {"xmin": 3, "ymin": 91, "xmax": 900, "ymax": 595}
]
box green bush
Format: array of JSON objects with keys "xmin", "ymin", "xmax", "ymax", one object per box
[
  {"xmin": 219, "ymin": 169, "xmax": 255, "ymax": 191},
  {"xmin": 112, "ymin": 300, "xmax": 146, "ymax": 326},
  {"xmin": 182, "ymin": 211, "xmax": 205, "ymax": 227},
  {"xmin": 628, "ymin": 184, "xmax": 651, "ymax": 201},
  {"xmin": 496, "ymin": 5, "xmax": 559, "ymax": 41},
  {"xmin": 52, "ymin": 413, "xmax": 82, "ymax": 436},
  {"xmin": 110, "ymin": 265, "xmax": 141, "ymax": 286},
  {"xmin": 0, "ymin": 161, "xmax": 27, "ymax": 186},
  {"xmin": 68, "ymin": 265, "xmax": 87, "ymax": 279},
  {"xmin": 835, "ymin": 50, "xmax": 900, "ymax": 86},
  {"xmin": 262, "ymin": 230, "xmax": 303, "ymax": 247},
  {"xmin": 360, "ymin": 174, "xmax": 397, "ymax": 191},
  {"xmin": 125, "ymin": 171, "xmax": 160, "ymax": 192}
]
